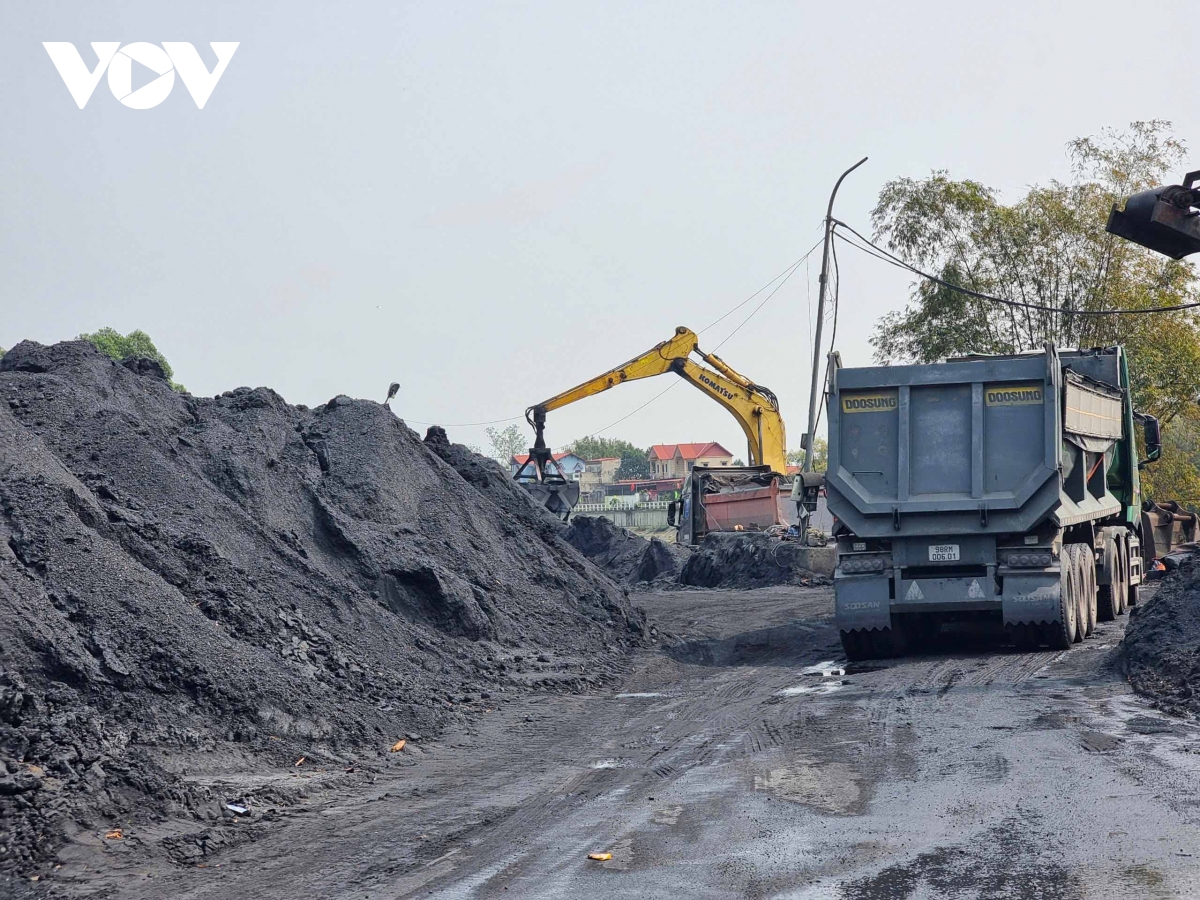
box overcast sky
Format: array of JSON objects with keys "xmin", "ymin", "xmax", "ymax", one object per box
[{"xmin": 2, "ymin": 2, "xmax": 1197, "ymax": 460}]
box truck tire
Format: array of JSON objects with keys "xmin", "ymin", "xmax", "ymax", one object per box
[
  {"xmin": 841, "ymin": 628, "xmax": 900, "ymax": 661},
  {"xmin": 1097, "ymin": 533, "xmax": 1118, "ymax": 622},
  {"xmin": 1046, "ymin": 556, "xmax": 1078, "ymax": 650},
  {"xmin": 1115, "ymin": 537, "xmax": 1130, "ymax": 614},
  {"xmin": 841, "ymin": 629, "xmax": 874, "ymax": 661},
  {"xmin": 1064, "ymin": 545, "xmax": 1088, "ymax": 643},
  {"xmin": 1081, "ymin": 545, "xmax": 1097, "ymax": 637},
  {"xmin": 1011, "ymin": 622, "xmax": 1042, "ymax": 651}
]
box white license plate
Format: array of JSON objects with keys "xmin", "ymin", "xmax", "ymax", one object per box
[{"xmin": 929, "ymin": 544, "xmax": 960, "ymax": 562}]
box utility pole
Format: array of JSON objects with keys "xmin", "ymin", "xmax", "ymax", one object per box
[{"xmin": 803, "ymin": 157, "xmax": 868, "ymax": 472}]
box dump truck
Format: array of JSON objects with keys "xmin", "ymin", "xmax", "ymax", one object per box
[
  {"xmin": 826, "ymin": 343, "xmax": 1160, "ymax": 660},
  {"xmin": 667, "ymin": 464, "xmax": 794, "ymax": 546}
]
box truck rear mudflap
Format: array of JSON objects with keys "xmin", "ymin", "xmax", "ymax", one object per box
[{"xmin": 835, "ymin": 567, "xmax": 1062, "ymax": 631}]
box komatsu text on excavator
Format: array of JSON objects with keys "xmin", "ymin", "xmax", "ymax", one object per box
[{"xmin": 513, "ymin": 326, "xmax": 792, "ymax": 538}]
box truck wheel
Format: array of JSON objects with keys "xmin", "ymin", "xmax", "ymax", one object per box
[
  {"xmin": 1064, "ymin": 546, "xmax": 1088, "ymax": 643},
  {"xmin": 841, "ymin": 629, "xmax": 869, "ymax": 661},
  {"xmin": 1115, "ymin": 539, "xmax": 1130, "ymax": 615},
  {"xmin": 1097, "ymin": 533, "xmax": 1118, "ymax": 622},
  {"xmin": 1081, "ymin": 546, "xmax": 1097, "ymax": 637},
  {"xmin": 841, "ymin": 628, "xmax": 898, "ymax": 661},
  {"xmin": 1012, "ymin": 622, "xmax": 1041, "ymax": 651},
  {"xmin": 877, "ymin": 627, "xmax": 904, "ymax": 658},
  {"xmin": 1047, "ymin": 555, "xmax": 1077, "ymax": 650}
]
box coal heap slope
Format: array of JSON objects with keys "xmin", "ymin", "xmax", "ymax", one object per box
[
  {"xmin": 680, "ymin": 532, "xmax": 823, "ymax": 588},
  {"xmin": 0, "ymin": 340, "xmax": 644, "ymax": 874},
  {"xmin": 564, "ymin": 515, "xmax": 687, "ymax": 585},
  {"xmin": 1122, "ymin": 555, "xmax": 1200, "ymax": 718}
]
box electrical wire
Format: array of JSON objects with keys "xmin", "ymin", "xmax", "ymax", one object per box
[
  {"xmin": 412, "ymin": 240, "xmax": 825, "ymax": 436},
  {"xmin": 699, "ymin": 236, "xmax": 824, "ymax": 335},
  {"xmin": 591, "ymin": 238, "xmax": 822, "ymax": 437},
  {"xmin": 833, "ymin": 220, "xmax": 1200, "ymax": 316},
  {"xmin": 710, "ymin": 252, "xmax": 807, "ymax": 353},
  {"xmin": 402, "ymin": 414, "xmax": 525, "ymax": 428},
  {"xmin": 591, "ymin": 381, "xmax": 681, "ymax": 438}
]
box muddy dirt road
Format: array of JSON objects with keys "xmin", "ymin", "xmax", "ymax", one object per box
[{"xmin": 49, "ymin": 585, "xmax": 1200, "ymax": 899}]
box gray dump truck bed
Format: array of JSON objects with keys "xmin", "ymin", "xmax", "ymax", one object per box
[{"xmin": 826, "ymin": 344, "xmax": 1144, "ymax": 659}]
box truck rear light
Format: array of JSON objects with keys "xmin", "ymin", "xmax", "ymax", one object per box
[
  {"xmin": 1004, "ymin": 553, "xmax": 1053, "ymax": 568},
  {"xmin": 841, "ymin": 556, "xmax": 888, "ymax": 574}
]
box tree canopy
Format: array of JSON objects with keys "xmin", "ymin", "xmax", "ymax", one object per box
[
  {"xmin": 566, "ymin": 436, "xmax": 651, "ymax": 480},
  {"xmin": 787, "ymin": 437, "xmax": 827, "ymax": 472},
  {"xmin": 868, "ymin": 121, "xmax": 1200, "ymax": 502},
  {"xmin": 486, "ymin": 424, "xmax": 527, "ymax": 462},
  {"xmin": 79, "ymin": 327, "xmax": 185, "ymax": 392}
]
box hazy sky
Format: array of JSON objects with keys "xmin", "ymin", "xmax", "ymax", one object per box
[{"xmin": 3, "ymin": 2, "xmax": 1197, "ymax": 459}]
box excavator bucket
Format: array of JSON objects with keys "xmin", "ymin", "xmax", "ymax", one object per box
[
  {"xmin": 1140, "ymin": 499, "xmax": 1200, "ymax": 561},
  {"xmin": 513, "ymin": 452, "xmax": 580, "ymax": 521},
  {"xmin": 520, "ymin": 478, "xmax": 580, "ymax": 522},
  {"xmin": 512, "ymin": 409, "xmax": 580, "ymax": 522}
]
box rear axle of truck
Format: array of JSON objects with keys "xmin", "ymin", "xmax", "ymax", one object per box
[{"xmin": 834, "ymin": 526, "xmax": 1142, "ymax": 659}]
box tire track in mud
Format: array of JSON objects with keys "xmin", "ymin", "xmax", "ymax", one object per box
[{"xmin": 74, "ymin": 585, "xmax": 1200, "ymax": 900}]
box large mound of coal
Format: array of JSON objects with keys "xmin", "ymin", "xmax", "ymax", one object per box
[
  {"xmin": 679, "ymin": 532, "xmax": 824, "ymax": 589},
  {"xmin": 0, "ymin": 341, "xmax": 644, "ymax": 875},
  {"xmin": 1122, "ymin": 555, "xmax": 1200, "ymax": 718},
  {"xmin": 564, "ymin": 516, "xmax": 687, "ymax": 585}
]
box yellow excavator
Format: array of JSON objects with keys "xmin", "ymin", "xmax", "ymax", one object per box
[{"xmin": 513, "ymin": 326, "xmax": 787, "ymax": 521}]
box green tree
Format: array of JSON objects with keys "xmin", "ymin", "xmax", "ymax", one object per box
[
  {"xmin": 486, "ymin": 424, "xmax": 527, "ymax": 462},
  {"xmin": 787, "ymin": 437, "xmax": 827, "ymax": 472},
  {"xmin": 868, "ymin": 120, "xmax": 1200, "ymax": 499},
  {"xmin": 79, "ymin": 327, "xmax": 186, "ymax": 392},
  {"xmin": 566, "ymin": 436, "xmax": 640, "ymax": 461},
  {"xmin": 1141, "ymin": 408, "xmax": 1200, "ymax": 507},
  {"xmin": 616, "ymin": 454, "xmax": 651, "ymax": 481},
  {"xmin": 565, "ymin": 436, "xmax": 651, "ymax": 480}
]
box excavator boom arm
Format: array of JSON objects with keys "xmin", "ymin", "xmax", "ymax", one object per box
[
  {"xmin": 527, "ymin": 326, "xmax": 787, "ymax": 474},
  {"xmin": 533, "ymin": 328, "xmax": 699, "ymax": 414},
  {"xmin": 674, "ymin": 358, "xmax": 787, "ymax": 474}
]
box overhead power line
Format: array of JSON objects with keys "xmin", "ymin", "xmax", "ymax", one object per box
[
  {"xmin": 699, "ymin": 236, "xmax": 824, "ymax": 335},
  {"xmin": 833, "ymin": 220, "xmax": 1200, "ymax": 316},
  {"xmin": 590, "ymin": 238, "xmax": 824, "ymax": 437},
  {"xmin": 411, "ymin": 240, "xmax": 825, "ymax": 438},
  {"xmin": 403, "ymin": 414, "xmax": 525, "ymax": 428}
]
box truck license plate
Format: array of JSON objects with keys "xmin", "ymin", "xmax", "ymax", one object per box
[{"xmin": 929, "ymin": 544, "xmax": 960, "ymax": 562}]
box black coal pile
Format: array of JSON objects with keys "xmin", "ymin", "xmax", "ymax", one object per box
[
  {"xmin": 564, "ymin": 516, "xmax": 687, "ymax": 585},
  {"xmin": 0, "ymin": 340, "xmax": 645, "ymax": 876},
  {"xmin": 1122, "ymin": 554, "xmax": 1200, "ymax": 718},
  {"xmin": 679, "ymin": 532, "xmax": 826, "ymax": 589}
]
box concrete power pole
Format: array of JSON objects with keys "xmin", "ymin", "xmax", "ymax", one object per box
[{"xmin": 803, "ymin": 156, "xmax": 867, "ymax": 472}]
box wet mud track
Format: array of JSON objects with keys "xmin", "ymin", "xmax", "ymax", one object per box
[{"xmin": 55, "ymin": 585, "xmax": 1200, "ymax": 899}]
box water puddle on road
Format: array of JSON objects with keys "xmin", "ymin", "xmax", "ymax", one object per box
[
  {"xmin": 589, "ymin": 758, "xmax": 631, "ymax": 770},
  {"xmin": 801, "ymin": 660, "xmax": 889, "ymax": 678},
  {"xmin": 778, "ymin": 682, "xmax": 845, "ymax": 697},
  {"xmin": 753, "ymin": 756, "xmax": 865, "ymax": 814},
  {"xmin": 802, "ymin": 660, "xmax": 846, "ymax": 677}
]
